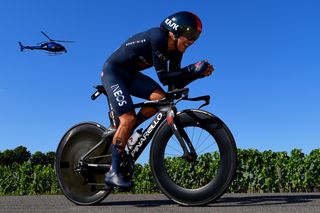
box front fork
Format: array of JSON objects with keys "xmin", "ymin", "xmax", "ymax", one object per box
[{"xmin": 166, "ymin": 107, "xmax": 198, "ymax": 162}]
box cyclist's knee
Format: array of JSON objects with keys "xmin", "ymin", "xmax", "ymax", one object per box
[
  {"xmin": 149, "ymin": 89, "xmax": 165, "ymax": 100},
  {"xmin": 119, "ymin": 112, "xmax": 137, "ymax": 129}
]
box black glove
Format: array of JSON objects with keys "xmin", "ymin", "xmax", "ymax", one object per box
[{"xmin": 186, "ymin": 60, "xmax": 209, "ymax": 78}]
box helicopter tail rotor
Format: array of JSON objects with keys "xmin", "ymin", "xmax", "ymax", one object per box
[{"xmin": 18, "ymin": 42, "xmax": 25, "ymax": 52}]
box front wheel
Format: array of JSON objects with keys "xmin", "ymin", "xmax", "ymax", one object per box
[{"xmin": 150, "ymin": 110, "xmax": 237, "ymax": 206}]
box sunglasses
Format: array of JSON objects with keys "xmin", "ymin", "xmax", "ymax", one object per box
[{"xmin": 179, "ymin": 26, "xmax": 201, "ymax": 41}]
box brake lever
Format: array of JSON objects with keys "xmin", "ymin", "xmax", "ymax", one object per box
[
  {"xmin": 198, "ymin": 98, "xmax": 210, "ymax": 109},
  {"xmin": 182, "ymin": 95, "xmax": 211, "ymax": 109}
]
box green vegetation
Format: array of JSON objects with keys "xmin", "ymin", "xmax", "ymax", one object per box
[{"xmin": 0, "ymin": 146, "xmax": 319, "ymax": 195}]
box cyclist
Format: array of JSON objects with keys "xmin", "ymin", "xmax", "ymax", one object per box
[{"xmin": 101, "ymin": 11, "xmax": 214, "ymax": 188}]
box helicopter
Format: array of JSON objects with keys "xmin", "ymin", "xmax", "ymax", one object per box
[{"xmin": 19, "ymin": 31, "xmax": 74, "ymax": 55}]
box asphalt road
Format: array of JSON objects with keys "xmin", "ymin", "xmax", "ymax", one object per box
[{"xmin": 0, "ymin": 193, "xmax": 319, "ymax": 213}]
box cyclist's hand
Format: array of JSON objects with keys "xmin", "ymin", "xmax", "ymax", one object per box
[
  {"xmin": 202, "ymin": 61, "xmax": 214, "ymax": 77},
  {"xmin": 190, "ymin": 60, "xmax": 214, "ymax": 78}
]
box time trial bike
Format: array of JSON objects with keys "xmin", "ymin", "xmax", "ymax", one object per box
[{"xmin": 55, "ymin": 85, "xmax": 237, "ymax": 206}]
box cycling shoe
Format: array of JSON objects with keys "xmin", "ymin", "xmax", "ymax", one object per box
[{"xmin": 105, "ymin": 170, "xmax": 132, "ymax": 188}]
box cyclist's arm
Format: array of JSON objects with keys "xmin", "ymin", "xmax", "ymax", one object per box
[
  {"xmin": 150, "ymin": 31, "xmax": 201, "ymax": 86},
  {"xmin": 173, "ymin": 67, "xmax": 199, "ymax": 88},
  {"xmin": 154, "ymin": 58, "xmax": 200, "ymax": 87},
  {"xmin": 149, "ymin": 30, "xmax": 185, "ymax": 85},
  {"xmin": 153, "ymin": 50, "xmax": 197, "ymax": 86},
  {"xmin": 167, "ymin": 52, "xmax": 200, "ymax": 88}
]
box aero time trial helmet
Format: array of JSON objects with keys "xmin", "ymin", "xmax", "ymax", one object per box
[{"xmin": 160, "ymin": 11, "xmax": 202, "ymax": 41}]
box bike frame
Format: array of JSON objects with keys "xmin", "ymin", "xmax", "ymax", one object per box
[
  {"xmin": 81, "ymin": 86, "xmax": 209, "ymax": 165},
  {"xmin": 128, "ymin": 106, "xmax": 169, "ymax": 161},
  {"xmin": 125, "ymin": 97, "xmax": 199, "ymax": 162}
]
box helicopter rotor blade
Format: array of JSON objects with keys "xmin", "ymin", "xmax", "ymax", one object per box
[
  {"xmin": 53, "ymin": 40, "xmax": 75, "ymax": 43},
  {"xmin": 40, "ymin": 31, "xmax": 74, "ymax": 43},
  {"xmin": 41, "ymin": 31, "xmax": 53, "ymax": 41}
]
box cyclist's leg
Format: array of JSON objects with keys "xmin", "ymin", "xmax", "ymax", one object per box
[
  {"xmin": 127, "ymin": 72, "xmax": 165, "ymax": 126},
  {"xmin": 101, "ymin": 63, "xmax": 136, "ymax": 188},
  {"xmin": 101, "ymin": 63, "xmax": 135, "ymax": 120},
  {"xmin": 140, "ymin": 88, "xmax": 165, "ymax": 117},
  {"xmin": 104, "ymin": 112, "xmax": 135, "ymax": 188}
]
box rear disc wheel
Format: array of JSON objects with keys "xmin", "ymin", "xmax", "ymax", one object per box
[{"xmin": 55, "ymin": 122, "xmax": 112, "ymax": 205}]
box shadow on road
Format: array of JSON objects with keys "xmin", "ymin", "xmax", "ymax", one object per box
[
  {"xmin": 215, "ymin": 194, "xmax": 320, "ymax": 207},
  {"xmin": 99, "ymin": 199, "xmax": 175, "ymax": 207},
  {"xmin": 98, "ymin": 194, "xmax": 320, "ymax": 207}
]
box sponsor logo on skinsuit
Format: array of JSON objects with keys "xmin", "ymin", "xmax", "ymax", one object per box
[{"xmin": 111, "ymin": 84, "xmax": 127, "ymax": 106}]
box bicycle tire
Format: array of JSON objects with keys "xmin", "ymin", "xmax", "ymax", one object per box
[
  {"xmin": 150, "ymin": 109, "xmax": 237, "ymax": 206},
  {"xmin": 55, "ymin": 122, "xmax": 112, "ymax": 205}
]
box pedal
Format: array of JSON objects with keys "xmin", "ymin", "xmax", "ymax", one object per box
[
  {"xmin": 102, "ymin": 184, "xmax": 114, "ymax": 190},
  {"xmin": 117, "ymin": 183, "xmax": 134, "ymax": 192}
]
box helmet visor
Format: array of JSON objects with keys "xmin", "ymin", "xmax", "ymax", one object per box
[{"xmin": 180, "ymin": 26, "xmax": 201, "ymax": 41}]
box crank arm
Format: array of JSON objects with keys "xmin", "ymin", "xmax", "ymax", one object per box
[{"xmin": 87, "ymin": 163, "xmax": 111, "ymax": 174}]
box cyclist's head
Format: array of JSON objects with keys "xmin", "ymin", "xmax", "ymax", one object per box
[{"xmin": 160, "ymin": 11, "xmax": 202, "ymax": 41}]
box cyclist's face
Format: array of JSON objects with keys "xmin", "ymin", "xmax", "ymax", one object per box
[{"xmin": 177, "ymin": 36, "xmax": 195, "ymax": 53}]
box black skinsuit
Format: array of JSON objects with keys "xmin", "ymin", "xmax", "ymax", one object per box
[{"xmin": 101, "ymin": 27, "xmax": 198, "ymax": 116}]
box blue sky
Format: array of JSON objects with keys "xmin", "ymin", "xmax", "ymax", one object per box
[{"xmin": 1, "ymin": 1, "xmax": 319, "ymax": 164}]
